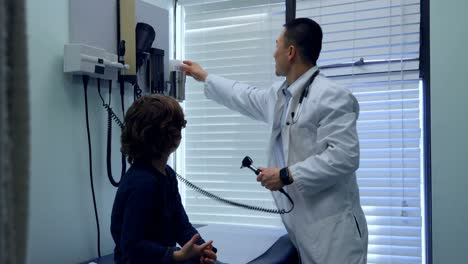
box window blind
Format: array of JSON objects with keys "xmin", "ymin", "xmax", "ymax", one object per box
[
  {"xmin": 296, "ymin": 1, "xmax": 423, "ymax": 263},
  {"xmin": 178, "ymin": 0, "xmax": 285, "ymax": 228},
  {"xmin": 179, "ymin": 0, "xmax": 425, "ymax": 263}
]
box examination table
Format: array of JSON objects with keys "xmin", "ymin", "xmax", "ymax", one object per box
[{"xmin": 80, "ymin": 223, "xmax": 298, "ymax": 264}]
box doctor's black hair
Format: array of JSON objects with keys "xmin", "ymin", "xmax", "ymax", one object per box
[{"xmin": 283, "ymin": 17, "xmax": 323, "ymax": 66}]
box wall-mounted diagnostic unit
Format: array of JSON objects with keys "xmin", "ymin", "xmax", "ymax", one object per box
[{"xmin": 64, "ymin": 44, "xmax": 128, "ymax": 80}]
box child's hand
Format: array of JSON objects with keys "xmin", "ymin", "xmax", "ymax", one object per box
[
  {"xmin": 173, "ymin": 233, "xmax": 213, "ymax": 262},
  {"xmin": 200, "ymin": 243, "xmax": 217, "ymax": 264}
]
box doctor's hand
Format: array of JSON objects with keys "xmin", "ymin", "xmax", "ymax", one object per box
[
  {"xmin": 257, "ymin": 167, "xmax": 283, "ymax": 191},
  {"xmin": 181, "ymin": 60, "xmax": 208, "ymax": 82}
]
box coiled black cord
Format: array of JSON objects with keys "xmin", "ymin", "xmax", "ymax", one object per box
[
  {"xmin": 103, "ymin": 102, "xmax": 125, "ymax": 129},
  {"xmin": 83, "ymin": 75, "xmax": 101, "ymax": 258},
  {"xmin": 98, "ymin": 94, "xmax": 293, "ymax": 214},
  {"xmin": 98, "ymin": 79, "xmax": 124, "ymax": 129},
  {"xmin": 119, "ymin": 81, "xmax": 127, "ymax": 182},
  {"xmin": 106, "ymin": 80, "xmax": 126, "ymax": 187},
  {"xmin": 97, "ymin": 79, "xmax": 126, "ymax": 187},
  {"xmin": 133, "ymin": 82, "xmax": 142, "ymax": 100},
  {"xmin": 175, "ymin": 172, "xmax": 294, "ymax": 214}
]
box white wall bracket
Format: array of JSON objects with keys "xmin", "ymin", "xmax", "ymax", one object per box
[{"xmin": 64, "ymin": 44, "xmax": 129, "ymax": 80}]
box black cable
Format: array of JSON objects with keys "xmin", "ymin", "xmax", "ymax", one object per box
[
  {"xmin": 96, "ymin": 80, "xmax": 124, "ymax": 129},
  {"xmin": 82, "ymin": 75, "xmax": 101, "ymax": 258},
  {"xmin": 102, "ymin": 102, "xmax": 125, "ymax": 129},
  {"xmin": 119, "ymin": 81, "xmax": 127, "ymax": 181},
  {"xmin": 108, "ymin": 79, "xmax": 112, "ymax": 104},
  {"xmin": 133, "ymin": 68, "xmax": 142, "ymax": 101},
  {"xmin": 133, "ymin": 82, "xmax": 142, "ymax": 101},
  {"xmin": 106, "ymin": 80, "xmax": 118, "ymax": 186},
  {"xmin": 278, "ymin": 189, "xmax": 294, "ymax": 212},
  {"xmin": 105, "ymin": 80, "xmax": 125, "ymax": 187},
  {"xmin": 102, "ymin": 94, "xmax": 293, "ymax": 214},
  {"xmin": 120, "ymin": 80, "xmax": 125, "ymax": 115},
  {"xmin": 175, "ymin": 172, "xmax": 294, "ymax": 214},
  {"xmin": 97, "ymin": 78, "xmax": 105, "ymax": 105}
]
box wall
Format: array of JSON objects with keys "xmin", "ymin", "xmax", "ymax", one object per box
[
  {"xmin": 430, "ymin": 0, "xmax": 468, "ymax": 263},
  {"xmin": 25, "ymin": 0, "xmax": 170, "ymax": 263},
  {"xmin": 143, "ymin": 0, "xmax": 173, "ymax": 10}
]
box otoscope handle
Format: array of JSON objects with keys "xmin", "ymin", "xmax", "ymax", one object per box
[
  {"xmin": 250, "ymin": 167, "xmax": 286, "ymax": 194},
  {"xmin": 248, "ymin": 165, "xmax": 261, "ymax": 175}
]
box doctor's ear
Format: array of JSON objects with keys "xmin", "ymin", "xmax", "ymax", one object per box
[{"xmin": 288, "ymin": 45, "xmax": 296, "ymax": 60}]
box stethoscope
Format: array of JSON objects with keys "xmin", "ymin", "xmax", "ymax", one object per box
[{"xmin": 290, "ymin": 70, "xmax": 320, "ymax": 125}]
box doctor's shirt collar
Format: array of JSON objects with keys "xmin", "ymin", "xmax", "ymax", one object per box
[{"xmin": 283, "ymin": 66, "xmax": 319, "ymax": 98}]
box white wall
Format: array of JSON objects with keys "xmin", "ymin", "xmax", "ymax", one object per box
[
  {"xmin": 430, "ymin": 0, "xmax": 468, "ymax": 263},
  {"xmin": 25, "ymin": 0, "xmax": 150, "ymax": 263},
  {"xmin": 143, "ymin": 0, "xmax": 173, "ymax": 10}
]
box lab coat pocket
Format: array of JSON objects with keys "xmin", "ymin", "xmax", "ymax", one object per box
[
  {"xmin": 301, "ymin": 213, "xmax": 341, "ymax": 262},
  {"xmin": 310, "ymin": 213, "xmax": 365, "ymax": 263},
  {"xmin": 340, "ymin": 213, "xmax": 364, "ymax": 244},
  {"xmin": 295, "ymin": 117, "xmax": 318, "ymax": 131},
  {"xmin": 291, "ymin": 122, "xmax": 319, "ymax": 154},
  {"xmin": 353, "ymin": 214, "xmax": 362, "ymax": 238}
]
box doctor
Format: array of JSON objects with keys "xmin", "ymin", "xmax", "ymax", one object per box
[{"xmin": 181, "ymin": 18, "xmax": 368, "ymax": 263}]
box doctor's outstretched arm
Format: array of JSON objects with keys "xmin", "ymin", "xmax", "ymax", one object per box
[{"xmin": 181, "ymin": 60, "xmax": 271, "ymax": 123}]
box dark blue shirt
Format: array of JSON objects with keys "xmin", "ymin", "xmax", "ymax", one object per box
[{"xmin": 111, "ymin": 162, "xmax": 203, "ymax": 264}]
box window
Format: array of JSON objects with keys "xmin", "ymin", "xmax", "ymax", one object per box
[
  {"xmin": 177, "ymin": 0, "xmax": 285, "ymax": 227},
  {"xmin": 178, "ymin": 0, "xmax": 425, "ymax": 263}
]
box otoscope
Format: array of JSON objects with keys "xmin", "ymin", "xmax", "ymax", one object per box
[
  {"xmin": 240, "ymin": 156, "xmax": 261, "ymax": 175},
  {"xmin": 240, "ymin": 156, "xmax": 293, "ymax": 199}
]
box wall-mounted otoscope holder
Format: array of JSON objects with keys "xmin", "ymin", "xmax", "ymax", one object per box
[{"xmin": 167, "ymin": 60, "xmax": 186, "ymax": 101}]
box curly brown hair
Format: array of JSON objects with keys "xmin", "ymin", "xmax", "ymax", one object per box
[{"xmin": 121, "ymin": 95, "xmax": 185, "ymax": 164}]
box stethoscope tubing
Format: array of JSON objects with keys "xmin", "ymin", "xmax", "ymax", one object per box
[{"xmin": 290, "ymin": 70, "xmax": 320, "ymax": 125}]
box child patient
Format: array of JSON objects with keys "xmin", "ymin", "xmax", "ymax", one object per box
[{"xmin": 111, "ymin": 95, "xmax": 217, "ymax": 264}]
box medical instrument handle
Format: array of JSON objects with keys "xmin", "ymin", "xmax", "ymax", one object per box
[{"xmin": 248, "ymin": 165, "xmax": 261, "ymax": 175}]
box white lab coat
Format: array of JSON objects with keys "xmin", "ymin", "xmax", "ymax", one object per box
[{"xmin": 204, "ymin": 67, "xmax": 368, "ymax": 264}]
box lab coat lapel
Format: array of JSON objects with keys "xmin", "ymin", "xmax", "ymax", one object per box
[
  {"xmin": 282, "ymin": 107, "xmax": 291, "ymax": 165},
  {"xmin": 270, "ymin": 90, "xmax": 292, "ymax": 167},
  {"xmin": 268, "ymin": 93, "xmax": 285, "ymax": 167},
  {"xmin": 280, "ymin": 67, "xmax": 318, "ymax": 165}
]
